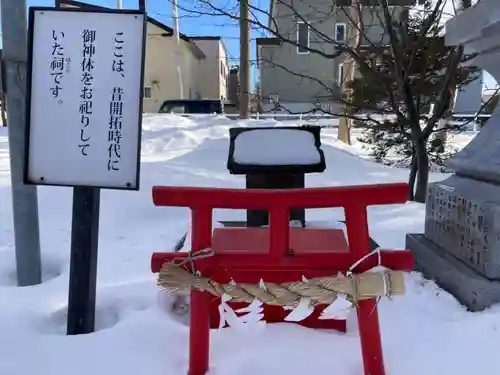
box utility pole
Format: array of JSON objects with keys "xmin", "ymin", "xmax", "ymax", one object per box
[
  {"xmin": 117, "ymin": 0, "xmax": 123, "ymax": 9},
  {"xmin": 0, "ymin": 0, "xmax": 42, "ymax": 286},
  {"xmin": 172, "ymin": 0, "xmax": 184, "ymax": 99},
  {"xmin": 239, "ymin": 0, "xmax": 251, "ymax": 119}
]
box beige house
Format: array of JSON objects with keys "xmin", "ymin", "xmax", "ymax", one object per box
[
  {"xmin": 190, "ymin": 37, "xmax": 230, "ymax": 100},
  {"xmin": 142, "ymin": 19, "xmax": 205, "ymax": 112},
  {"xmin": 57, "ymin": 0, "xmax": 221, "ymax": 113}
]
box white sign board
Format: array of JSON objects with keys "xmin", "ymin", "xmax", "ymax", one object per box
[{"xmin": 25, "ymin": 8, "xmax": 145, "ymax": 190}]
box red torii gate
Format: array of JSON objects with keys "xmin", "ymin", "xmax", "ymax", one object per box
[{"xmin": 151, "ymin": 183, "xmax": 414, "ymax": 375}]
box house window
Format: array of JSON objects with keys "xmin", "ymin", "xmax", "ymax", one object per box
[
  {"xmin": 296, "ymin": 21, "xmax": 309, "ymax": 54},
  {"xmin": 143, "ymin": 86, "xmax": 152, "ymax": 98},
  {"xmin": 335, "ymin": 23, "xmax": 346, "ymax": 43},
  {"xmin": 338, "ymin": 63, "xmax": 345, "ymax": 85},
  {"xmin": 269, "ymin": 94, "xmax": 279, "ymax": 104}
]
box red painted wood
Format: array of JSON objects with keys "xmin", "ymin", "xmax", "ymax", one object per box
[
  {"xmin": 269, "ymin": 207, "xmax": 289, "ymax": 260},
  {"xmin": 152, "ymin": 183, "xmax": 409, "ymax": 209},
  {"xmin": 188, "ymin": 208, "xmax": 212, "ymax": 375},
  {"xmin": 151, "ymin": 249, "xmax": 413, "ymax": 273},
  {"xmin": 210, "ymin": 300, "xmax": 347, "ymax": 331},
  {"xmin": 345, "ymin": 204, "xmax": 385, "ymax": 375},
  {"xmin": 208, "ymin": 267, "xmax": 348, "ymax": 331},
  {"xmin": 209, "ymin": 227, "xmax": 347, "ymax": 331},
  {"xmin": 211, "ymin": 227, "xmax": 350, "ymax": 254},
  {"xmin": 150, "ymin": 183, "xmax": 414, "ymax": 375}
]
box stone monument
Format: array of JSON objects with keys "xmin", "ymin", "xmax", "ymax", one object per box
[{"xmin": 406, "ymin": 0, "xmax": 500, "ymax": 311}]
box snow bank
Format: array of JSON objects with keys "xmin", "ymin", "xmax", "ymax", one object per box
[{"xmin": 0, "ymin": 115, "xmax": 494, "ymax": 375}]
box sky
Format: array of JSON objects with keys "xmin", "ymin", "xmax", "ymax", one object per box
[{"xmin": 2, "ymin": 0, "xmax": 497, "ymax": 90}]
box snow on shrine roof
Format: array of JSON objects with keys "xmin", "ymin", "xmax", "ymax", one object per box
[{"xmin": 233, "ymin": 128, "xmax": 322, "ymax": 166}]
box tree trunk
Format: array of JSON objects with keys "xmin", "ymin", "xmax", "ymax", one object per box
[
  {"xmin": 408, "ymin": 153, "xmax": 417, "ymax": 201},
  {"xmin": 434, "ymin": 118, "xmax": 447, "ymax": 153},
  {"xmin": 413, "ymin": 139, "xmax": 429, "ymax": 203}
]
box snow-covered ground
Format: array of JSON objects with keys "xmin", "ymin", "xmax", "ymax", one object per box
[{"xmin": 1, "ymin": 114, "xmax": 498, "ymax": 375}]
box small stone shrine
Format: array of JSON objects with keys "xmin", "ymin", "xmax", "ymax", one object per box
[{"xmin": 406, "ymin": 0, "xmax": 500, "ymax": 311}]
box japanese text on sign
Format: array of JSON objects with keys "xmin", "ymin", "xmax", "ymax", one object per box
[
  {"xmin": 50, "ymin": 30, "xmax": 66, "ymax": 99},
  {"xmin": 79, "ymin": 29, "xmax": 96, "ymax": 156},
  {"xmin": 26, "ymin": 9, "xmax": 145, "ymax": 189},
  {"xmin": 108, "ymin": 32, "xmax": 126, "ymax": 171}
]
